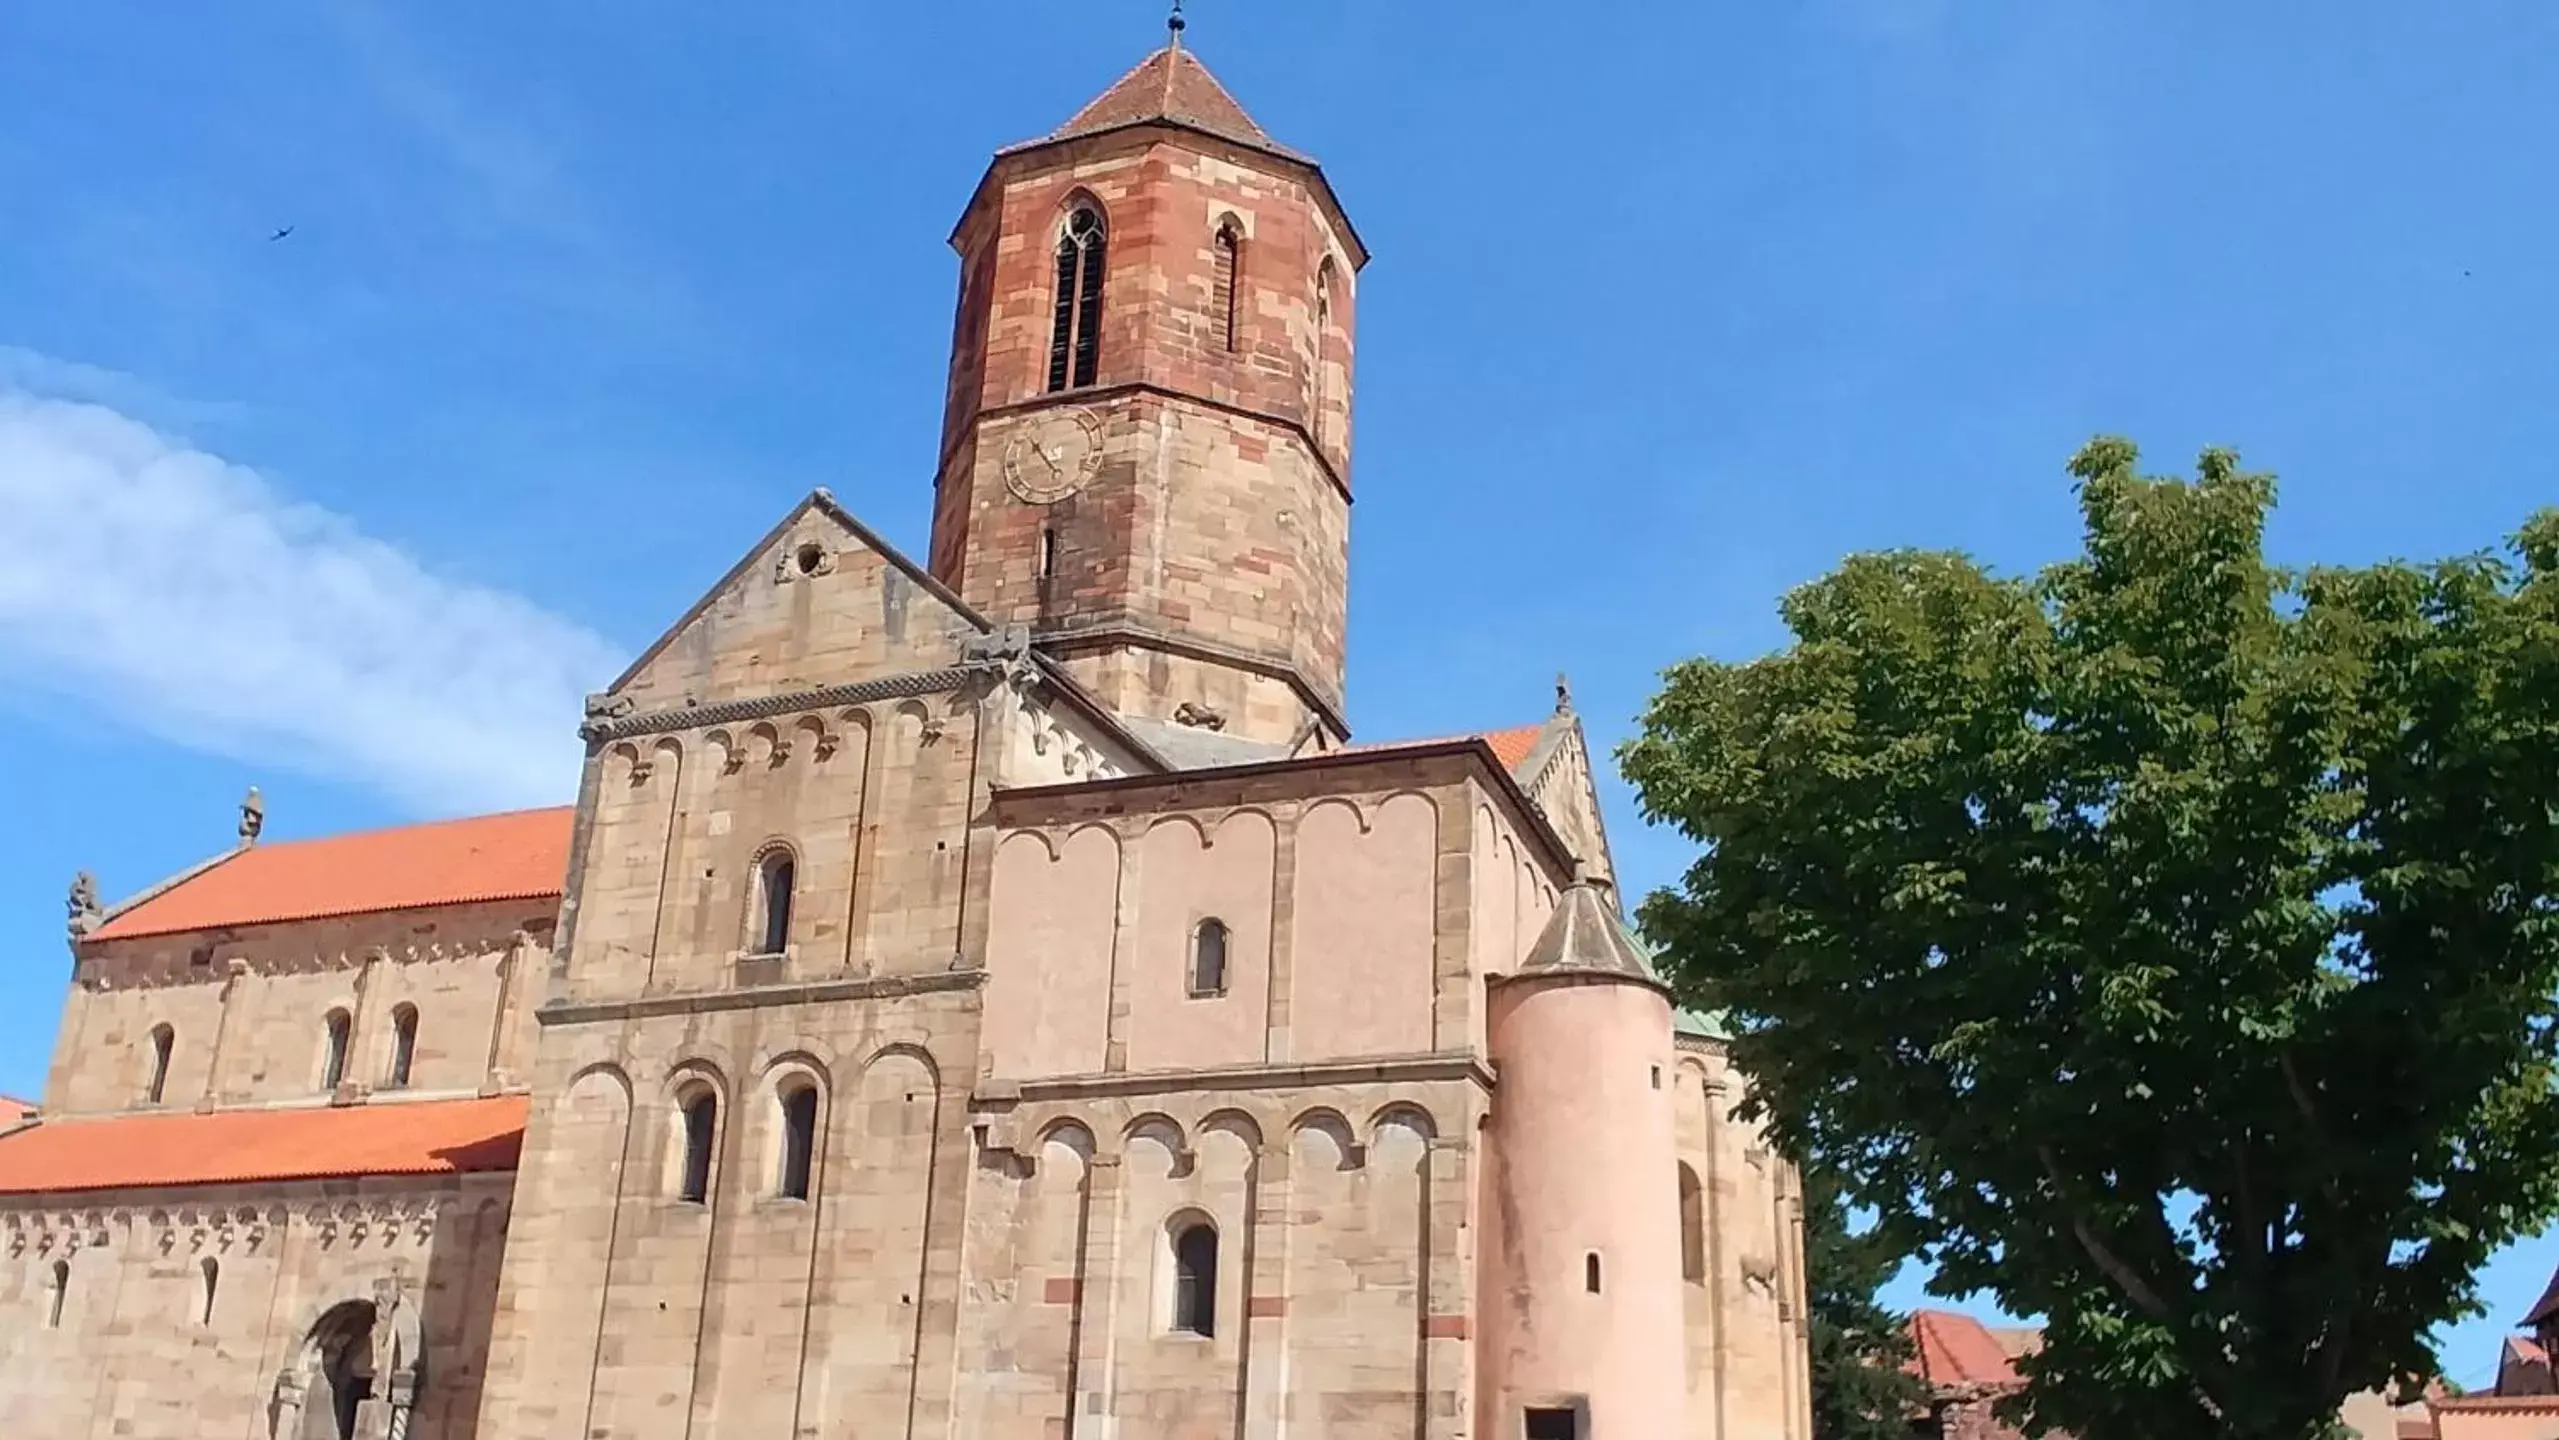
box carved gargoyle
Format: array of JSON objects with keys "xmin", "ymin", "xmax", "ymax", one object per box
[{"xmin": 1172, "ymin": 700, "xmax": 1227, "ymax": 732}]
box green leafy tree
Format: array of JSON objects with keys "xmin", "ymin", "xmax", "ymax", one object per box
[
  {"xmin": 1802, "ymin": 1161, "xmax": 1929, "ymax": 1440},
  {"xmin": 1622, "ymin": 440, "xmax": 2559, "ymax": 1440}
]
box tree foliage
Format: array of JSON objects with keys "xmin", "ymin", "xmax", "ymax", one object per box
[
  {"xmin": 1802, "ymin": 1161, "xmax": 1930, "ymax": 1440},
  {"xmin": 1623, "ymin": 440, "xmax": 2559, "ymax": 1440}
]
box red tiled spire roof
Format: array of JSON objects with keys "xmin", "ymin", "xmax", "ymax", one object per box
[
  {"xmin": 91, "ymin": 807, "xmax": 572, "ymax": 942},
  {"xmin": 0, "ymin": 1096, "xmax": 527, "ymax": 1195},
  {"xmin": 1052, "ymin": 43, "xmax": 1275, "ymax": 151}
]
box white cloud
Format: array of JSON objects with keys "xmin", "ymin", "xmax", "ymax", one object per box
[{"xmin": 0, "ymin": 383, "xmax": 626, "ymax": 814}]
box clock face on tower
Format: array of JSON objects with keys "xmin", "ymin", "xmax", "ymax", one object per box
[{"xmin": 1002, "ymin": 406, "xmax": 1104, "ymax": 505}]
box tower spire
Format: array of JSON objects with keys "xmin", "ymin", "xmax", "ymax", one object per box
[{"xmin": 1167, "ymin": 0, "xmax": 1185, "ymax": 49}]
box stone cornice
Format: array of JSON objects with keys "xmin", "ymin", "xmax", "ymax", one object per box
[
  {"xmin": 579, "ymin": 667, "xmax": 982, "ymax": 744},
  {"xmin": 537, "ymin": 969, "xmax": 984, "ymax": 1026},
  {"xmin": 969, "ymin": 1050, "xmax": 1494, "ymax": 1106},
  {"xmin": 1030, "ymin": 619, "xmax": 1350, "ymax": 740}
]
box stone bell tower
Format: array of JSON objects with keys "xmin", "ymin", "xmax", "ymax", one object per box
[{"xmin": 927, "ymin": 24, "xmax": 1367, "ymax": 747}]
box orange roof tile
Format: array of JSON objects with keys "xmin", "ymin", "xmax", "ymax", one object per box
[
  {"xmin": 0, "ymin": 1096, "xmax": 527, "ymax": 1195},
  {"xmin": 92, "ymin": 807, "xmax": 573, "ymax": 941},
  {"xmin": 1053, "ymin": 44, "xmax": 1274, "ymax": 149},
  {"xmin": 1910, "ymin": 1309, "xmax": 2026, "ymax": 1391},
  {"xmin": 1347, "ymin": 720, "xmax": 1554, "ymax": 775}
]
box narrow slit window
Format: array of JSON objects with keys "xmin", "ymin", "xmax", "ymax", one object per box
[
  {"xmin": 1189, "ymin": 918, "xmax": 1230, "ymax": 998},
  {"xmin": 1312, "ymin": 258, "xmax": 1336, "ymax": 444},
  {"xmin": 386, "ymin": 1005, "xmax": 417, "ymax": 1089},
  {"xmin": 320, "ymin": 1009, "xmax": 351, "ymax": 1092},
  {"xmin": 1212, "ymin": 221, "xmax": 1241, "ymax": 353},
  {"xmin": 678, "ymin": 1090, "xmax": 719, "ymax": 1203},
  {"xmin": 755, "ymin": 851, "xmax": 795, "ymax": 957},
  {"xmin": 778, "ymin": 1084, "xmax": 818, "ymax": 1200},
  {"xmin": 1585, "ymin": 1251, "xmax": 1603, "ymax": 1294},
  {"xmin": 1171, "ymin": 1221, "xmax": 1218, "ymax": 1336},
  {"xmin": 199, "ymin": 1257, "xmax": 219, "ymax": 1326},
  {"xmin": 1038, "ymin": 526, "xmax": 1059, "ymax": 581},
  {"xmin": 1679, "ymin": 1164, "xmax": 1706, "ymax": 1284},
  {"xmin": 145, "ymin": 1023, "xmax": 173, "ymax": 1105},
  {"xmin": 47, "ymin": 1260, "xmax": 68, "ymax": 1329},
  {"xmin": 1048, "ymin": 205, "xmax": 1107, "ymax": 391}
]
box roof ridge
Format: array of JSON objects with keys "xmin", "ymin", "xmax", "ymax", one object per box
[{"xmin": 243, "ymin": 802, "xmax": 577, "ymax": 850}]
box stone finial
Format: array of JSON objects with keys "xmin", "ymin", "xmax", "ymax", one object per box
[
  {"xmin": 1555, "ymin": 672, "xmax": 1574, "ymax": 714},
  {"xmin": 1172, "ymin": 700, "xmax": 1228, "ymax": 732},
  {"xmin": 237, "ymin": 786, "xmax": 264, "ymax": 845},
  {"xmin": 66, "ymin": 871, "xmax": 102, "ymax": 940}
]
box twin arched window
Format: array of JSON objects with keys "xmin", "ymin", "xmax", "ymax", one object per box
[
  {"xmin": 777, "ymin": 1082, "xmax": 818, "ymax": 1201},
  {"xmin": 677, "ymin": 1088, "xmax": 719, "ymax": 1204},
  {"xmin": 1047, "ymin": 205, "xmax": 1108, "ymax": 391},
  {"xmin": 1171, "ymin": 1219, "xmax": 1218, "ymax": 1336},
  {"xmin": 320, "ymin": 1009, "xmax": 352, "ymax": 1092},
  {"xmin": 754, "ymin": 850, "xmax": 795, "ymax": 958},
  {"xmin": 144, "ymin": 1024, "xmax": 174, "ymax": 1105},
  {"xmin": 386, "ymin": 1005, "xmax": 418, "ymax": 1089},
  {"xmin": 1189, "ymin": 918, "xmax": 1230, "ymax": 998}
]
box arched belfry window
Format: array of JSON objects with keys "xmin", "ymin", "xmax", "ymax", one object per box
[
  {"xmin": 144, "ymin": 1023, "xmax": 174, "ymax": 1105},
  {"xmin": 320, "ymin": 1009, "xmax": 352, "ymax": 1092},
  {"xmin": 1171, "ymin": 1219, "xmax": 1218, "ymax": 1336},
  {"xmin": 753, "ymin": 850, "xmax": 795, "ymax": 957},
  {"xmin": 1189, "ymin": 918, "xmax": 1230, "ymax": 998},
  {"xmin": 777, "ymin": 1081, "xmax": 818, "ymax": 1201},
  {"xmin": 1048, "ymin": 204, "xmax": 1108, "ymax": 391},
  {"xmin": 386, "ymin": 1005, "xmax": 418, "ymax": 1089},
  {"xmin": 1312, "ymin": 256, "xmax": 1337, "ymax": 443},
  {"xmin": 677, "ymin": 1087, "xmax": 719, "ymax": 1204},
  {"xmin": 1212, "ymin": 219, "xmax": 1242, "ymax": 353}
]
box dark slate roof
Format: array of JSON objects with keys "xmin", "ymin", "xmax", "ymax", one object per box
[{"xmin": 1519, "ymin": 877, "xmax": 1668, "ymax": 987}]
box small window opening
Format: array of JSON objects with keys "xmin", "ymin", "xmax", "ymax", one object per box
[
  {"xmin": 47, "ymin": 1259, "xmax": 68, "ymax": 1329},
  {"xmin": 1171, "ymin": 1221, "xmax": 1218, "ymax": 1336},
  {"xmin": 778, "ymin": 1084, "xmax": 818, "ymax": 1200},
  {"xmin": 187, "ymin": 943, "xmax": 214, "ymax": 968},
  {"xmin": 1679, "ymin": 1164, "xmax": 1707, "ymax": 1284},
  {"xmin": 678, "ymin": 1090, "xmax": 719, "ymax": 1203},
  {"xmin": 386, "ymin": 1005, "xmax": 418, "ymax": 1089},
  {"xmin": 1650, "ymin": 1064, "xmax": 1662, "ymax": 1090},
  {"xmin": 1047, "ymin": 205, "xmax": 1108, "ymax": 391},
  {"xmin": 145, "ymin": 1023, "xmax": 174, "ymax": 1105},
  {"xmin": 1038, "ymin": 526, "xmax": 1059, "ymax": 581},
  {"xmin": 320, "ymin": 1009, "xmax": 351, "ymax": 1092},
  {"xmin": 754, "ymin": 851, "xmax": 795, "ymax": 957},
  {"xmin": 1525, "ymin": 1406, "xmax": 1581, "ymax": 1440},
  {"xmin": 1189, "ymin": 918, "xmax": 1230, "ymax": 998},
  {"xmin": 199, "ymin": 1257, "xmax": 219, "ymax": 1326},
  {"xmin": 1584, "ymin": 1251, "xmax": 1602, "ymax": 1294},
  {"xmin": 794, "ymin": 542, "xmax": 825, "ymax": 576},
  {"xmin": 1212, "ymin": 221, "xmax": 1241, "ymax": 353}
]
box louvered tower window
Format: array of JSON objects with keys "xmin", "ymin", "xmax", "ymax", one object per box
[{"xmin": 1048, "ymin": 205, "xmax": 1108, "ymax": 391}]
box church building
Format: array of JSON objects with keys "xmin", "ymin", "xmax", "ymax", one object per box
[{"xmin": 0, "ymin": 34, "xmax": 1809, "ymax": 1440}]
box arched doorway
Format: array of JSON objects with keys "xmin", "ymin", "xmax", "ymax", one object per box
[{"xmin": 298, "ymin": 1300, "xmax": 376, "ymax": 1440}]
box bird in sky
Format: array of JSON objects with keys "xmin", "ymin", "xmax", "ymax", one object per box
[{"xmin": 267, "ymin": 225, "xmax": 294, "ymax": 242}]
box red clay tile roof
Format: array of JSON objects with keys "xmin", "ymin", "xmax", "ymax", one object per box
[
  {"xmin": 1053, "ymin": 43, "xmax": 1274, "ymax": 150},
  {"xmin": 1346, "ymin": 721, "xmax": 1554, "ymax": 775},
  {"xmin": 1910, "ymin": 1309, "xmax": 2026, "ymax": 1391},
  {"xmin": 91, "ymin": 807, "xmax": 573, "ymax": 942},
  {"xmin": 2511, "ymin": 1337, "xmax": 2551, "ymax": 1368},
  {"xmin": 0, "ymin": 1096, "xmax": 527, "ymax": 1195}
]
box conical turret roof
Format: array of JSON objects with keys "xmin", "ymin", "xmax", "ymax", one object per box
[
  {"xmin": 1047, "ymin": 43, "xmax": 1290, "ymax": 156},
  {"xmin": 1518, "ymin": 874, "xmax": 1669, "ymax": 988}
]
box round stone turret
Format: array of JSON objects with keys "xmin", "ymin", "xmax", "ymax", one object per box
[{"xmin": 1481, "ymin": 871, "xmax": 1687, "ymax": 1439}]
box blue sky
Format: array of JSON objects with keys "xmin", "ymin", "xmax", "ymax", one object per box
[{"xmin": 3, "ymin": 0, "xmax": 2553, "ymax": 1386}]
